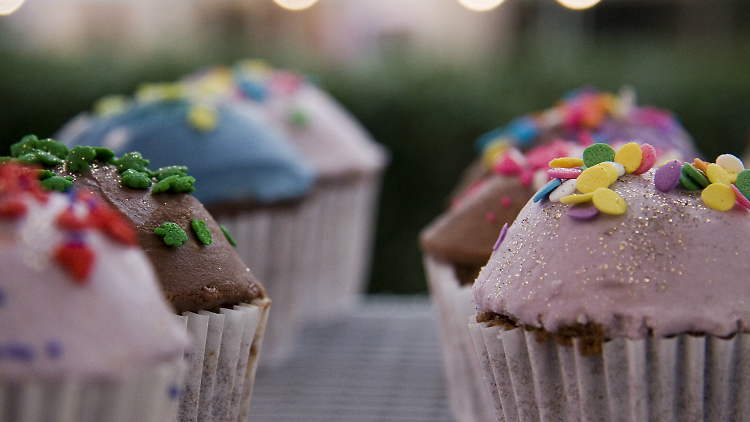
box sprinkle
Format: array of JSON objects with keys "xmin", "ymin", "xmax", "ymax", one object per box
[
  {"xmin": 54, "ymin": 242, "xmax": 96, "ymax": 283},
  {"xmin": 576, "ymin": 164, "xmax": 618, "ymax": 194},
  {"xmin": 188, "ymin": 104, "xmax": 218, "ymax": 132},
  {"xmin": 716, "ymin": 154, "xmax": 745, "ymax": 174},
  {"xmin": 494, "ymin": 154, "xmax": 523, "ymax": 175},
  {"xmin": 732, "ymin": 184, "xmax": 750, "ymax": 210},
  {"xmin": 220, "ymin": 225, "xmax": 237, "ymax": 247},
  {"xmin": 582, "ymin": 143, "xmax": 616, "ymax": 168},
  {"xmin": 40, "ymin": 175, "xmax": 74, "ymax": 192},
  {"xmin": 56, "ymin": 207, "xmax": 89, "ymax": 230},
  {"xmin": 560, "ymin": 192, "xmax": 594, "ymax": 204},
  {"xmin": 113, "ymin": 152, "xmax": 150, "ymax": 173},
  {"xmin": 45, "ymin": 340, "xmax": 63, "ymax": 360},
  {"xmin": 86, "ymin": 198, "xmax": 137, "ymax": 246},
  {"xmin": 592, "ymin": 187, "xmax": 627, "ymax": 215},
  {"xmin": 692, "ymin": 158, "xmax": 709, "ymax": 173},
  {"xmin": 168, "ymin": 384, "xmax": 181, "ymax": 401},
  {"xmin": 191, "ymin": 219, "xmax": 213, "ymax": 245},
  {"xmin": 568, "ymin": 202, "xmax": 600, "ymax": 220},
  {"xmin": 632, "ymin": 143, "xmax": 657, "ymax": 174},
  {"xmin": 153, "ymin": 166, "xmax": 188, "ymax": 180},
  {"xmin": 152, "ymin": 174, "xmax": 196, "ymax": 194},
  {"xmin": 706, "ymin": 163, "xmax": 731, "ymax": 186},
  {"xmin": 532, "ymin": 179, "xmax": 562, "ymax": 203},
  {"xmin": 500, "ymin": 196, "xmax": 512, "ymax": 207},
  {"xmin": 654, "ymin": 160, "xmax": 682, "ymax": 192},
  {"xmin": 485, "ymin": 212, "xmax": 496, "ymax": 223},
  {"xmin": 66, "ymin": 146, "xmax": 97, "ymax": 173},
  {"xmin": 5, "ymin": 342, "xmax": 35, "ymax": 363},
  {"xmin": 493, "ymin": 223, "xmax": 509, "ymax": 251},
  {"xmin": 289, "ymin": 108, "xmax": 309, "ymax": 128},
  {"xmin": 549, "ymin": 157, "xmax": 584, "ymax": 168},
  {"xmin": 614, "ymin": 142, "xmax": 642, "ymax": 173},
  {"xmin": 154, "ymin": 222, "xmax": 189, "ymax": 248},
  {"xmin": 702, "ymin": 183, "xmax": 736, "ymax": 211},
  {"xmin": 681, "ymin": 163, "xmax": 710, "ymax": 188},
  {"xmin": 548, "ymin": 167, "xmax": 582, "ymax": 179},
  {"xmin": 679, "ymin": 172, "xmax": 701, "ymax": 191},
  {"xmin": 549, "ymin": 179, "xmax": 577, "ymax": 202},
  {"xmin": 735, "ymin": 170, "xmax": 750, "ymax": 200},
  {"xmin": 121, "ymin": 169, "xmax": 152, "ymax": 189},
  {"xmin": 600, "ymin": 161, "xmax": 625, "ymax": 177},
  {"xmin": 0, "ymin": 199, "xmax": 27, "ymax": 219}
]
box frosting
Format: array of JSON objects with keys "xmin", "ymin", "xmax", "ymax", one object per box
[
  {"xmin": 0, "ymin": 162, "xmax": 189, "ymax": 378},
  {"xmin": 186, "ymin": 60, "xmax": 389, "ymax": 178},
  {"xmin": 55, "ymin": 97, "xmax": 316, "ymax": 206},
  {"xmin": 473, "ymin": 148, "xmax": 750, "ymax": 340}
]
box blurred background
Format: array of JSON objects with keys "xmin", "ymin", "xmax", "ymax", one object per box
[{"xmin": 1, "ymin": 0, "xmax": 749, "ymax": 294}]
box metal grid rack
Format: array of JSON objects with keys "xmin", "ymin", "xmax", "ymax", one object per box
[{"xmin": 247, "ymin": 295, "xmax": 456, "ymax": 422}]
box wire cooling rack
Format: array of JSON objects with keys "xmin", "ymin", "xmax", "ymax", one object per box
[{"xmin": 247, "ymin": 295, "xmax": 456, "ymax": 422}]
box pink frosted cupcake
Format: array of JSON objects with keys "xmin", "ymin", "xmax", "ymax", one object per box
[{"xmin": 471, "ymin": 146, "xmax": 750, "ymax": 421}]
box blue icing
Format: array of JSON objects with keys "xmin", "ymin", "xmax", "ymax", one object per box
[{"xmin": 63, "ymin": 101, "xmax": 316, "ymax": 205}]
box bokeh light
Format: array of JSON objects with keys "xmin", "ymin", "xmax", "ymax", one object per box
[
  {"xmin": 457, "ymin": 0, "xmax": 505, "ymax": 12},
  {"xmin": 0, "ymin": 0, "xmax": 25, "ymax": 15},
  {"xmin": 556, "ymin": 0, "xmax": 601, "ymax": 10},
  {"xmin": 273, "ymin": 0, "xmax": 319, "ymax": 11}
]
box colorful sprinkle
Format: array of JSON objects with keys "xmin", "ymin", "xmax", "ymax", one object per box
[
  {"xmin": 692, "ymin": 158, "xmax": 709, "ymax": 173},
  {"xmin": 735, "ymin": 170, "xmax": 750, "ymax": 200},
  {"xmin": 560, "ymin": 192, "xmax": 594, "ymax": 204},
  {"xmin": 716, "ymin": 154, "xmax": 745, "ymax": 174},
  {"xmin": 549, "ymin": 179, "xmax": 577, "ymax": 202},
  {"xmin": 114, "ymin": 152, "xmax": 150, "ymax": 173},
  {"xmin": 56, "ymin": 207, "xmax": 89, "ymax": 230},
  {"xmin": 40, "ymin": 175, "xmax": 74, "ymax": 192},
  {"xmin": 732, "ymin": 184, "xmax": 750, "ymax": 210},
  {"xmin": 191, "ymin": 219, "xmax": 213, "ymax": 245},
  {"xmin": 121, "ymin": 169, "xmax": 152, "ymax": 189},
  {"xmin": 0, "ymin": 199, "xmax": 27, "ymax": 219},
  {"xmin": 702, "ymin": 183, "xmax": 736, "ymax": 211},
  {"xmin": 548, "ymin": 167, "xmax": 582, "ymax": 180},
  {"xmin": 549, "ymin": 157, "xmax": 584, "ymax": 168},
  {"xmin": 152, "ymin": 174, "xmax": 196, "ymax": 194},
  {"xmin": 592, "ymin": 187, "xmax": 627, "ymax": 215},
  {"xmin": 706, "ymin": 163, "xmax": 731, "ymax": 186},
  {"xmin": 493, "ymin": 223, "xmax": 509, "ymax": 251},
  {"xmin": 187, "ymin": 104, "xmax": 218, "ymax": 132},
  {"xmin": 600, "ymin": 161, "xmax": 625, "ymax": 177},
  {"xmin": 576, "ymin": 164, "xmax": 618, "ymax": 194},
  {"xmin": 679, "ymin": 172, "xmax": 701, "ymax": 191},
  {"xmin": 567, "ymin": 202, "xmax": 600, "ymax": 220},
  {"xmin": 614, "ymin": 142, "xmax": 642, "ymax": 173},
  {"xmin": 681, "ymin": 163, "xmax": 710, "ymax": 188},
  {"xmin": 66, "ymin": 146, "xmax": 97, "ymax": 173},
  {"xmin": 154, "ymin": 222, "xmax": 188, "ymax": 248},
  {"xmin": 654, "ymin": 160, "xmax": 682, "ymax": 192},
  {"xmin": 632, "ymin": 143, "xmax": 657, "ymax": 175},
  {"xmin": 532, "ymin": 179, "xmax": 562, "ymax": 203},
  {"xmin": 582, "ymin": 143, "xmax": 616, "ymax": 168},
  {"xmin": 54, "ymin": 242, "xmax": 96, "ymax": 283},
  {"xmin": 45, "ymin": 340, "xmax": 63, "ymax": 360},
  {"xmin": 500, "ymin": 196, "xmax": 512, "ymax": 207},
  {"xmin": 220, "ymin": 225, "xmax": 237, "ymax": 247}
]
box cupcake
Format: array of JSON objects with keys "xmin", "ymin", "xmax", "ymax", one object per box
[
  {"xmin": 0, "ymin": 161, "xmax": 190, "ymax": 421},
  {"xmin": 419, "ymin": 88, "xmax": 699, "ymax": 422},
  {"xmin": 5, "ymin": 136, "xmax": 271, "ymax": 422},
  {"xmin": 199, "ymin": 60, "xmax": 389, "ymax": 322},
  {"xmin": 471, "ymin": 144, "xmax": 750, "ymax": 421}
]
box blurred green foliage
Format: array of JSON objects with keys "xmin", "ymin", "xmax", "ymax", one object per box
[{"xmin": 1, "ymin": 37, "xmax": 750, "ymax": 294}]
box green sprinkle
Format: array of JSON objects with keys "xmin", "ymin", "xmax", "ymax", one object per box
[
  {"xmin": 40, "ymin": 175, "xmax": 74, "ymax": 192},
  {"xmin": 681, "ymin": 163, "xmax": 710, "ymax": 188},
  {"xmin": 191, "ymin": 219, "xmax": 212, "ymax": 245},
  {"xmin": 35, "ymin": 138, "xmax": 69, "ymax": 159},
  {"xmin": 66, "ymin": 146, "xmax": 97, "ymax": 172},
  {"xmin": 152, "ymin": 174, "xmax": 195, "ymax": 194},
  {"xmin": 679, "ymin": 173, "xmax": 701, "ymax": 191},
  {"xmin": 153, "ymin": 166, "xmax": 188, "ymax": 180},
  {"xmin": 10, "ymin": 135, "xmax": 40, "ymax": 157},
  {"xmin": 154, "ymin": 222, "xmax": 188, "ymax": 247},
  {"xmin": 38, "ymin": 169, "xmax": 55, "ymax": 179},
  {"xmin": 121, "ymin": 169, "xmax": 153, "ymax": 189},
  {"xmin": 288, "ymin": 108, "xmax": 309, "ymax": 128},
  {"xmin": 10, "ymin": 135, "xmax": 68, "ymax": 160},
  {"xmin": 93, "ymin": 147, "xmax": 116, "ymax": 163},
  {"xmin": 220, "ymin": 225, "xmax": 237, "ymax": 247},
  {"xmin": 582, "ymin": 143, "xmax": 616, "ymax": 168},
  {"xmin": 114, "ymin": 152, "xmax": 150, "ymax": 173},
  {"xmin": 736, "ymin": 170, "xmax": 750, "ymax": 199}
]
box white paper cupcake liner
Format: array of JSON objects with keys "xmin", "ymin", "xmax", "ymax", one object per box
[
  {"xmin": 0, "ymin": 359, "xmax": 184, "ymax": 422},
  {"xmin": 216, "ymin": 169, "xmax": 383, "ymax": 367},
  {"xmin": 469, "ymin": 320, "xmax": 750, "ymax": 422},
  {"xmin": 423, "ymin": 254, "xmax": 497, "ymax": 422},
  {"xmin": 177, "ymin": 297, "xmax": 270, "ymax": 422}
]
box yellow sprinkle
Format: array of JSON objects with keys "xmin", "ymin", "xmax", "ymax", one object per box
[
  {"xmin": 614, "ymin": 142, "xmax": 642, "ymax": 173},
  {"xmin": 728, "ymin": 171, "xmax": 738, "ymax": 184},
  {"xmin": 597, "ymin": 162, "xmax": 621, "ymax": 179},
  {"xmin": 592, "ymin": 187, "xmax": 627, "ymax": 215},
  {"xmin": 706, "ymin": 163, "xmax": 731, "ymax": 185},
  {"xmin": 482, "ymin": 140, "xmax": 509, "ymax": 168},
  {"xmin": 702, "ymin": 183, "xmax": 736, "ymax": 211},
  {"xmin": 560, "ymin": 193, "xmax": 594, "ymax": 204},
  {"xmin": 188, "ymin": 105, "xmax": 218, "ymax": 132},
  {"xmin": 549, "ymin": 157, "xmax": 584, "ymax": 168},
  {"xmin": 576, "ymin": 164, "xmax": 619, "ymax": 194},
  {"xmin": 136, "ymin": 82, "xmax": 186, "ymax": 103},
  {"xmin": 93, "ymin": 95, "xmax": 129, "ymax": 118}
]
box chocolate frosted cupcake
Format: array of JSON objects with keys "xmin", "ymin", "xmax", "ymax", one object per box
[
  {"xmin": 419, "ymin": 87, "xmax": 699, "ymax": 422},
  {"xmin": 471, "ymin": 144, "xmax": 750, "ymax": 421},
  {"xmin": 0, "ymin": 161, "xmax": 190, "ymax": 421},
  {"xmin": 5, "ymin": 135, "xmax": 270, "ymax": 422}
]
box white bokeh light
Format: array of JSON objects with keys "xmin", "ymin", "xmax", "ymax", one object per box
[
  {"xmin": 457, "ymin": 0, "xmax": 505, "ymax": 12},
  {"xmin": 556, "ymin": 0, "xmax": 601, "ymax": 10},
  {"xmin": 273, "ymin": 0, "xmax": 319, "ymax": 11},
  {"xmin": 0, "ymin": 0, "xmax": 25, "ymax": 15}
]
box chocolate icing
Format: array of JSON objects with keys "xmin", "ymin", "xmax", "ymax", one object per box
[{"xmin": 57, "ymin": 162, "xmax": 266, "ymax": 313}]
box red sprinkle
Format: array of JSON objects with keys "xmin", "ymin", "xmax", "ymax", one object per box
[
  {"xmin": 494, "ymin": 154, "xmax": 523, "ymax": 176},
  {"xmin": 56, "ymin": 208, "xmax": 89, "ymax": 230},
  {"xmin": 500, "ymin": 196, "xmax": 512, "ymax": 207},
  {"xmin": 548, "ymin": 167, "xmax": 582, "ymax": 180},
  {"xmin": 54, "ymin": 243, "xmax": 95, "ymax": 283},
  {"xmin": 0, "ymin": 198, "xmax": 27, "ymax": 219},
  {"xmin": 732, "ymin": 184, "xmax": 750, "ymax": 210},
  {"xmin": 485, "ymin": 212, "xmax": 496, "ymax": 223}
]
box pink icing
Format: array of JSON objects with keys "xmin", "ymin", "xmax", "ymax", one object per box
[{"xmin": 473, "ymin": 170, "xmax": 750, "ymax": 339}]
